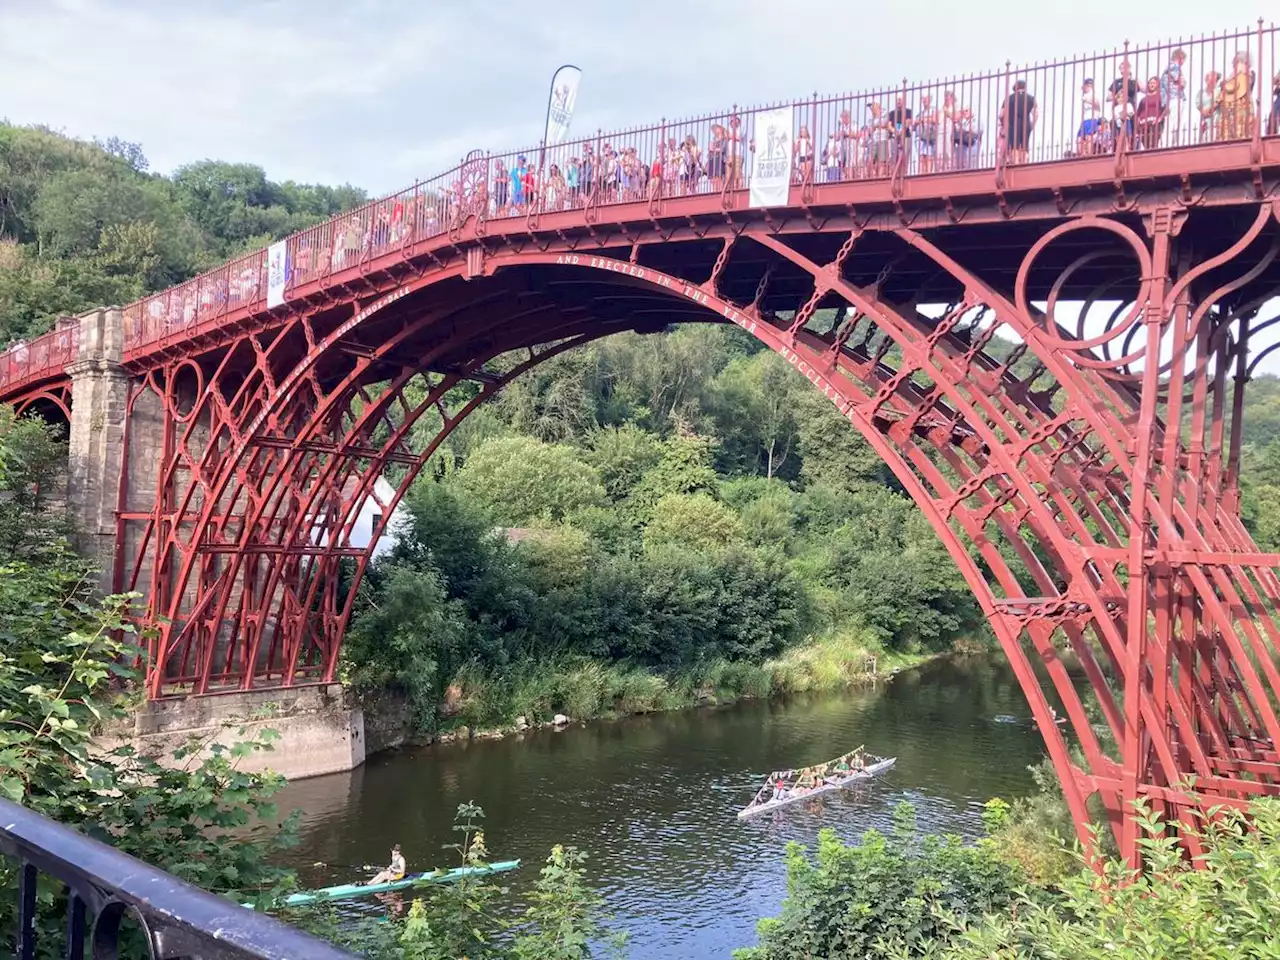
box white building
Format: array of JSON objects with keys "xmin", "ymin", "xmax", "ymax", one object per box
[{"xmin": 314, "ymin": 476, "xmax": 408, "ymax": 559}]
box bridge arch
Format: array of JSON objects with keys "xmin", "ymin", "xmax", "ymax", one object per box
[
  {"xmin": 124, "ymin": 242, "xmax": 1109, "ymax": 849},
  {"xmin": 111, "ymin": 194, "xmax": 1280, "ymax": 869}
]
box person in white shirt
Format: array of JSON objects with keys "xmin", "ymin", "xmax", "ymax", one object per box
[
  {"xmin": 1077, "ymin": 79, "xmax": 1103, "ymax": 155},
  {"xmin": 823, "ymin": 133, "xmax": 841, "ymax": 182}
]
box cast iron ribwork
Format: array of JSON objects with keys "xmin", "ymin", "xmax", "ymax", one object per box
[
  {"xmin": 0, "ymin": 23, "xmax": 1279, "ymax": 869},
  {"xmin": 0, "ymin": 798, "xmax": 356, "ymax": 959}
]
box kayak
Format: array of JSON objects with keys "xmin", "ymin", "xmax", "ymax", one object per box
[
  {"xmin": 244, "ymin": 860, "xmax": 521, "ymax": 908},
  {"xmin": 738, "ymin": 756, "xmax": 896, "ymax": 820}
]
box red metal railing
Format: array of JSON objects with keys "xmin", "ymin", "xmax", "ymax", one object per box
[
  {"xmin": 1, "ymin": 20, "xmax": 1276, "ymax": 396},
  {"xmin": 0, "ymin": 320, "xmax": 79, "ymax": 396}
]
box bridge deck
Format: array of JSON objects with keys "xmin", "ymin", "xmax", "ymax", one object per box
[{"xmin": 2, "ymin": 20, "xmax": 1278, "ymax": 400}]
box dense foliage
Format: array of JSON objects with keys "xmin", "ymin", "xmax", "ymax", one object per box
[
  {"xmin": 736, "ymin": 796, "xmax": 1280, "ymax": 959},
  {"xmin": 939, "ymin": 801, "xmax": 1280, "ymax": 960},
  {"xmin": 0, "ymin": 411, "xmax": 300, "ymax": 954},
  {"xmin": 0, "ymin": 125, "xmax": 364, "ymax": 342},
  {"xmin": 345, "ymin": 326, "xmax": 982, "ymax": 730},
  {"xmin": 735, "ymin": 803, "xmax": 1023, "ymax": 960}
]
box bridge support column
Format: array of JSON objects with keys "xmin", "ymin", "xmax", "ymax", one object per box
[{"xmin": 65, "ymin": 307, "xmax": 127, "ymax": 593}]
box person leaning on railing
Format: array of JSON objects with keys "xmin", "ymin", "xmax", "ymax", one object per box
[
  {"xmin": 1000, "ymin": 79, "xmax": 1038, "ymax": 164},
  {"xmin": 1217, "ymin": 51, "xmax": 1254, "ymax": 141},
  {"xmin": 1270, "ymin": 72, "xmax": 1280, "ymax": 136}
]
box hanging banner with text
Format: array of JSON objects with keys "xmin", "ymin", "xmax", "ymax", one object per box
[
  {"xmin": 544, "ymin": 65, "xmax": 582, "ymax": 147},
  {"xmin": 266, "ymin": 241, "xmax": 287, "ymax": 308},
  {"xmin": 749, "ymin": 106, "xmax": 793, "ymax": 209}
]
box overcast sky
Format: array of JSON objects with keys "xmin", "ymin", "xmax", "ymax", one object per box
[{"xmin": 0, "ymin": 0, "xmax": 1269, "ymax": 193}]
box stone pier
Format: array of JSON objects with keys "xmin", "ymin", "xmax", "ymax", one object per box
[
  {"xmin": 65, "ymin": 307, "xmax": 128, "ymax": 593},
  {"xmin": 58, "ymin": 307, "xmax": 367, "ymax": 780},
  {"xmin": 101, "ymin": 684, "xmax": 367, "ymax": 781}
]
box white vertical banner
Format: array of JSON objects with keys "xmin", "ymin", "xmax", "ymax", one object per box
[
  {"xmin": 749, "ymin": 107, "xmax": 793, "ymax": 209},
  {"xmin": 266, "ymin": 240, "xmax": 288, "ymax": 308},
  {"xmin": 544, "ymin": 65, "xmax": 582, "ymax": 147}
]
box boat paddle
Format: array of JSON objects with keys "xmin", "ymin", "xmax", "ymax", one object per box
[{"xmin": 310, "ymin": 860, "xmax": 379, "ymax": 873}]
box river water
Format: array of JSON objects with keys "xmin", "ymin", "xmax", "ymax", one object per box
[{"xmin": 275, "ymin": 656, "xmax": 1053, "ymax": 958}]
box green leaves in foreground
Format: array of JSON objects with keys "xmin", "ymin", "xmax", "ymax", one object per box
[
  {"xmin": 393, "ymin": 803, "xmax": 625, "ymax": 960},
  {"xmin": 736, "ymin": 802, "xmax": 1021, "ymax": 960},
  {"xmin": 740, "ymin": 797, "xmax": 1280, "ymax": 960},
  {"xmin": 942, "ymin": 799, "xmax": 1280, "ymax": 960}
]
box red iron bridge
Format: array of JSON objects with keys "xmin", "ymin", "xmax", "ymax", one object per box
[{"xmin": 3, "ymin": 22, "xmax": 1280, "ymax": 865}]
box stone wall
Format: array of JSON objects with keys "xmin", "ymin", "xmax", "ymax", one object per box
[
  {"xmin": 100, "ymin": 684, "xmax": 367, "ymax": 781},
  {"xmin": 361, "ymin": 691, "xmax": 416, "ymax": 755}
]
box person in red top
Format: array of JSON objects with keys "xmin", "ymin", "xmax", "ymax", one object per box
[
  {"xmin": 521, "ymin": 166, "xmax": 537, "ymax": 209},
  {"xmin": 648, "ymin": 152, "xmax": 663, "ymax": 200},
  {"xmin": 1134, "ymin": 76, "xmax": 1167, "ymax": 149}
]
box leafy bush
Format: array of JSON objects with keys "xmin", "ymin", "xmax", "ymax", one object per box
[
  {"xmin": 342, "ymin": 564, "xmax": 470, "ymax": 728},
  {"xmin": 736, "ymin": 803, "xmax": 1022, "ymax": 960},
  {"xmin": 945, "ymin": 800, "xmax": 1280, "ymax": 960},
  {"xmin": 981, "ymin": 760, "xmax": 1083, "ymax": 886},
  {"xmin": 643, "ymin": 492, "xmax": 745, "ymax": 551},
  {"xmin": 384, "ymin": 803, "xmax": 624, "ymax": 960},
  {"xmin": 0, "ymin": 413, "xmax": 299, "ymax": 950},
  {"xmin": 453, "ymin": 436, "xmax": 606, "ymax": 525}
]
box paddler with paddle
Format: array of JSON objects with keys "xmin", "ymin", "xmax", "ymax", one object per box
[{"xmin": 367, "ymin": 844, "xmax": 406, "ymax": 886}]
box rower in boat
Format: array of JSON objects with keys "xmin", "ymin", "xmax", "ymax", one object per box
[
  {"xmin": 367, "ymin": 844, "xmax": 406, "ymax": 886},
  {"xmin": 738, "ymin": 746, "xmax": 896, "ymax": 819}
]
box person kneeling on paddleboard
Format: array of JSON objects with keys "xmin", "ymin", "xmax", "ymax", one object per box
[{"xmin": 368, "ymin": 844, "xmax": 406, "ymax": 885}]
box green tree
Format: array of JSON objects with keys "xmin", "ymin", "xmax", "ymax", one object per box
[
  {"xmin": 794, "ymin": 389, "xmax": 890, "ymax": 490},
  {"xmin": 495, "ymin": 349, "xmax": 605, "ymax": 442},
  {"xmin": 0, "ymin": 409, "xmax": 69, "ymax": 558},
  {"xmin": 172, "ymin": 160, "xmax": 365, "ymax": 257},
  {"xmin": 644, "ymin": 492, "xmax": 745, "ymax": 551},
  {"xmin": 721, "ymin": 477, "xmax": 801, "ymax": 550},
  {"xmin": 627, "ymin": 433, "xmax": 719, "ymax": 521},
  {"xmin": 801, "ymin": 484, "xmax": 977, "ymax": 649},
  {"xmin": 583, "ymin": 423, "xmax": 663, "ymax": 500},
  {"xmin": 343, "ymin": 565, "xmax": 470, "ymax": 729},
  {"xmin": 452, "ymin": 436, "xmax": 606, "ymax": 526},
  {"xmin": 711, "ymin": 352, "xmax": 804, "ymax": 479}
]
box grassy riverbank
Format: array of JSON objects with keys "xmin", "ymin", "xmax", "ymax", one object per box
[{"xmin": 430, "ymin": 631, "xmax": 938, "ymax": 737}]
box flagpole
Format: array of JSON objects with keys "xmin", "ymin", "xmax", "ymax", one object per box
[{"xmin": 540, "ymin": 64, "xmax": 581, "ymax": 174}]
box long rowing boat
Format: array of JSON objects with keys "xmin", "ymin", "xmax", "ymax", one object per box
[
  {"xmin": 243, "ymin": 860, "xmax": 521, "ymax": 908},
  {"xmin": 738, "ymin": 748, "xmax": 895, "ymax": 820}
]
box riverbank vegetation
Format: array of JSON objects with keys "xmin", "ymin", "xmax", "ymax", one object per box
[
  {"xmin": 344, "ymin": 325, "xmax": 979, "ymax": 733},
  {"xmin": 739, "ymin": 794, "xmax": 1280, "ymax": 959},
  {"xmin": 0, "ymin": 411, "xmax": 626, "ymax": 959}
]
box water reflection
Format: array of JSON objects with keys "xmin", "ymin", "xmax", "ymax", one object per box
[{"xmin": 275, "ymin": 655, "xmax": 1052, "ymax": 958}]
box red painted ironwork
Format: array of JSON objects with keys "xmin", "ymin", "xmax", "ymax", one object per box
[
  {"xmin": 2, "ymin": 22, "xmax": 1280, "ymax": 869},
  {"xmin": 0, "ymin": 319, "xmax": 78, "ymax": 399}
]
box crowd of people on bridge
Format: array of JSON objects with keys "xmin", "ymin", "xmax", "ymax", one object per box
[
  {"xmin": 7, "ymin": 45, "xmax": 1280, "ymax": 365},
  {"xmin": 469, "ymin": 52, "xmax": 1279, "ymax": 220},
  {"xmin": 1067, "ymin": 51, "xmax": 1279, "ymax": 156}
]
